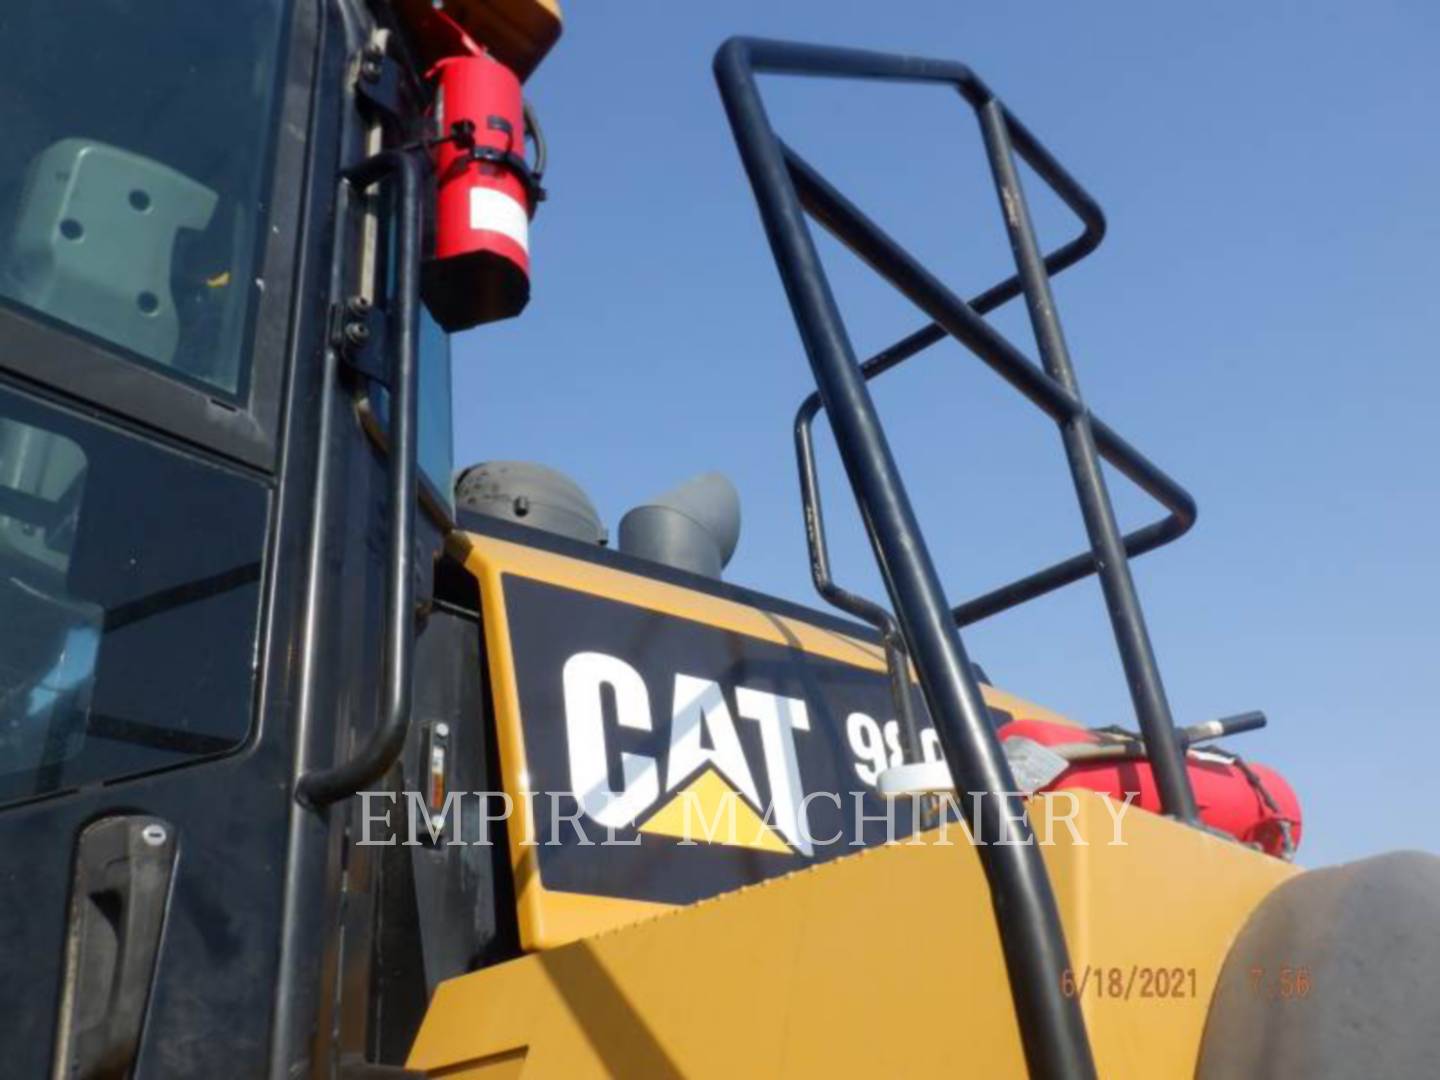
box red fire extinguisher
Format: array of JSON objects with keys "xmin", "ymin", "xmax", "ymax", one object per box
[{"xmin": 422, "ymin": 45, "xmax": 545, "ymax": 332}]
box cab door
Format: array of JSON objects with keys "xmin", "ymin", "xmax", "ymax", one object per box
[{"xmin": 0, "ymin": 1, "xmax": 322, "ymax": 1075}]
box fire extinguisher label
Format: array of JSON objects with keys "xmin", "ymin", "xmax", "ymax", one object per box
[{"xmin": 469, "ymin": 187, "xmax": 529, "ymax": 253}]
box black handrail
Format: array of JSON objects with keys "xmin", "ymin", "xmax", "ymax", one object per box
[
  {"xmin": 974, "ymin": 97, "xmax": 1193, "ymax": 822},
  {"xmin": 715, "ymin": 37, "xmax": 1098, "ymax": 1080},
  {"xmin": 789, "ymin": 152, "xmax": 1197, "ymax": 628},
  {"xmin": 792, "ymin": 171, "xmax": 1111, "ymax": 752},
  {"xmin": 793, "ymin": 403, "xmax": 923, "ymax": 756},
  {"xmin": 297, "ymin": 148, "xmax": 423, "ymax": 807},
  {"xmin": 778, "ymin": 99, "xmax": 1200, "ymax": 826}
]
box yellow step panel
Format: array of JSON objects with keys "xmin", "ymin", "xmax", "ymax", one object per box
[{"xmin": 409, "ymin": 791, "xmax": 1295, "ymax": 1079}]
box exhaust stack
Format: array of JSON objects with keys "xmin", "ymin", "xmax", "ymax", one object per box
[{"xmin": 619, "ymin": 473, "xmax": 740, "ymax": 579}]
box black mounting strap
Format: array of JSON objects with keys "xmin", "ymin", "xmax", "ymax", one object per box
[
  {"xmin": 406, "ymin": 115, "xmax": 548, "ymax": 211},
  {"xmin": 467, "ymin": 144, "xmax": 547, "ymax": 208}
]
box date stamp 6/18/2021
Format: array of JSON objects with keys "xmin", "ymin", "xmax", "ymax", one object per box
[
  {"xmin": 1061, "ymin": 966, "xmax": 1198, "ymax": 1001},
  {"xmin": 1060, "ymin": 964, "xmax": 1314, "ymax": 1002}
]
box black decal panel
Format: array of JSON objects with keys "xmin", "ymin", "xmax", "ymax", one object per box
[{"xmin": 502, "ymin": 575, "xmax": 948, "ymax": 905}]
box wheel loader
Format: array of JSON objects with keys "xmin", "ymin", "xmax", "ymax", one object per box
[{"xmin": 0, "ymin": 1, "xmax": 1435, "ymax": 1077}]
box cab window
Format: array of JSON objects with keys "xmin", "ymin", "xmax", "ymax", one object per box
[
  {"xmin": 0, "ymin": 381, "xmax": 266, "ymax": 806},
  {"xmin": 0, "ymin": 0, "xmax": 292, "ymax": 399}
]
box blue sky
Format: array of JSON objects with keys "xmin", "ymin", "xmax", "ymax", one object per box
[{"xmin": 453, "ymin": 1, "xmax": 1439, "ymax": 867}]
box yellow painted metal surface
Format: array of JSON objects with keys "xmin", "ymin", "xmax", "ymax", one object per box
[
  {"xmin": 451, "ymin": 529, "xmax": 1084, "ymax": 951},
  {"xmin": 409, "ymin": 791, "xmax": 1296, "ymax": 1078}
]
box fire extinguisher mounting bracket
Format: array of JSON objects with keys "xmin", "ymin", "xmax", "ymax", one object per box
[
  {"xmin": 467, "ymin": 144, "xmax": 546, "ymax": 209},
  {"xmin": 422, "ymin": 115, "xmax": 547, "ymax": 210}
]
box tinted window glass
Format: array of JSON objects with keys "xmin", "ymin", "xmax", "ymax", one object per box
[
  {"xmin": 369, "ymin": 310, "xmax": 455, "ymax": 513},
  {"xmin": 0, "ymin": 379, "xmax": 266, "ymax": 805},
  {"xmin": 375, "ymin": 187, "xmax": 455, "ymax": 512},
  {"xmin": 417, "ymin": 311, "xmax": 455, "ymax": 509},
  {"xmin": 0, "ymin": 1, "xmax": 292, "ymax": 397}
]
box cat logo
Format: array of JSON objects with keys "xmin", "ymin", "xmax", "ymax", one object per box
[
  {"xmin": 497, "ymin": 569, "xmax": 935, "ymax": 918},
  {"xmin": 469, "ymin": 532, "xmax": 1051, "ymax": 947},
  {"xmin": 563, "ymin": 652, "xmax": 815, "ymax": 855}
]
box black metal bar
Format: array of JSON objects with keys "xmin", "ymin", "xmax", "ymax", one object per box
[
  {"xmin": 795, "ymin": 397, "xmax": 921, "ymax": 755},
  {"xmin": 976, "ymin": 100, "xmax": 1196, "ymax": 822},
  {"xmin": 951, "ymin": 444, "xmax": 1191, "ymax": 624},
  {"xmin": 792, "ymin": 182, "xmax": 1110, "ymax": 638},
  {"xmin": 841, "ymin": 325, "xmax": 1195, "ymax": 629},
  {"xmin": 715, "ymin": 37, "xmax": 1096, "ymax": 1080},
  {"xmin": 785, "ymin": 147, "xmax": 1197, "ymax": 625},
  {"xmin": 297, "ymin": 148, "xmax": 423, "ymax": 807},
  {"xmin": 793, "ymin": 224, "xmax": 1195, "ymax": 631},
  {"xmin": 1178, "ymin": 710, "xmax": 1267, "ymax": 747},
  {"xmin": 789, "ymin": 131, "xmax": 1203, "ymax": 817},
  {"xmin": 775, "ymin": 60, "xmax": 1197, "ymax": 820}
]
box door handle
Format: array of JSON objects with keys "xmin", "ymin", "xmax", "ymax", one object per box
[{"xmin": 52, "ymin": 815, "xmax": 177, "ymax": 1080}]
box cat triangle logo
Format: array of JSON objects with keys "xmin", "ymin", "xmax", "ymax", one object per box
[{"xmin": 637, "ymin": 767, "xmax": 793, "ymax": 854}]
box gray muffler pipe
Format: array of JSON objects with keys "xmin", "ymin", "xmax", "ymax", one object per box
[{"xmin": 619, "ymin": 473, "xmax": 741, "ymax": 579}]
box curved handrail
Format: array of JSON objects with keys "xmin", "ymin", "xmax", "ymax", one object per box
[{"xmin": 297, "ymin": 148, "xmax": 423, "ymax": 807}]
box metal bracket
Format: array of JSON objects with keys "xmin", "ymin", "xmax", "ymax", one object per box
[
  {"xmin": 356, "ymin": 42, "xmax": 404, "ymax": 122},
  {"xmin": 332, "ymin": 295, "xmax": 389, "ymax": 386}
]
